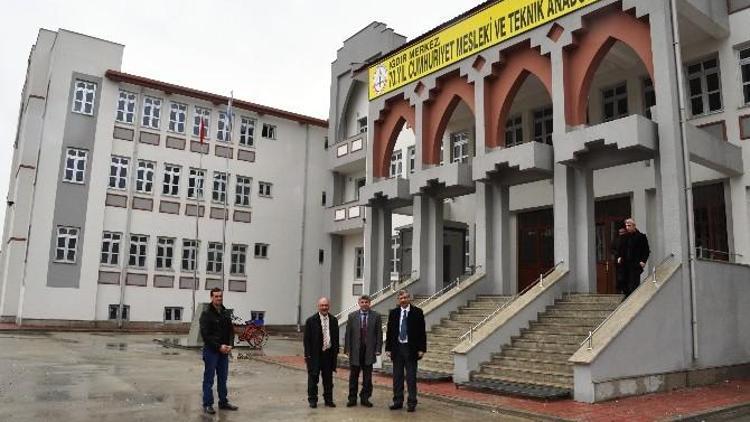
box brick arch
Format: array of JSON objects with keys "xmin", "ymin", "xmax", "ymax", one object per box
[
  {"xmin": 423, "ymin": 73, "xmax": 475, "ymax": 165},
  {"xmin": 485, "ymin": 47, "xmax": 552, "ymax": 149},
  {"xmin": 373, "ymin": 97, "xmax": 416, "ymax": 178},
  {"xmin": 564, "ymin": 9, "xmax": 654, "ymax": 126}
]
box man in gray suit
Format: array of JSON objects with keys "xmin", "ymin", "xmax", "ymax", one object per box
[{"xmin": 344, "ymin": 295, "xmax": 382, "ymax": 407}]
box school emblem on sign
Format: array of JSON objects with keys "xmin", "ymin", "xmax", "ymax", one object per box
[{"xmin": 373, "ymin": 64, "xmax": 388, "ymax": 95}]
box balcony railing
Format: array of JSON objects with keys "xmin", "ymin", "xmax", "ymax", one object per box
[{"xmin": 334, "ymin": 132, "xmax": 366, "ymax": 159}]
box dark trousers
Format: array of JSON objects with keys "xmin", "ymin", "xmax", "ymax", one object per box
[
  {"xmin": 621, "ymin": 263, "xmax": 643, "ymax": 297},
  {"xmin": 392, "ymin": 342, "xmax": 418, "ymax": 406},
  {"xmin": 348, "ymin": 347, "xmax": 373, "ymax": 402},
  {"xmin": 307, "ymin": 349, "xmax": 334, "ymax": 404},
  {"xmin": 202, "ymin": 347, "xmax": 229, "ymax": 407}
]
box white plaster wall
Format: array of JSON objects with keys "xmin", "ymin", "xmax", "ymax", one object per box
[
  {"xmin": 343, "ymin": 82, "xmax": 368, "ymax": 139},
  {"xmin": 338, "ymin": 233, "xmax": 363, "ymax": 311}
]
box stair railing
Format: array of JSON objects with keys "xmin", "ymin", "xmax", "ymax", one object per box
[
  {"xmin": 582, "ymin": 253, "xmax": 675, "ymax": 350},
  {"xmin": 696, "ymin": 246, "xmax": 742, "ymax": 263},
  {"xmin": 416, "ymin": 277, "xmax": 461, "ymax": 308},
  {"xmin": 459, "ymin": 260, "xmax": 564, "ymax": 344},
  {"xmin": 335, "ymin": 270, "xmax": 417, "ymax": 319}
]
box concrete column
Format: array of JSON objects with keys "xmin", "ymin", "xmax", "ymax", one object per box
[
  {"xmin": 363, "ymin": 204, "xmax": 392, "ymax": 294},
  {"xmin": 412, "ymin": 194, "xmax": 444, "ymax": 294},
  {"xmin": 632, "ymin": 189, "xmax": 648, "ymax": 235},
  {"xmin": 553, "ymin": 163, "xmax": 575, "ymax": 281},
  {"xmin": 483, "ymin": 181, "xmax": 512, "ymax": 294},
  {"xmin": 729, "ymin": 180, "xmax": 748, "ymax": 264},
  {"xmin": 573, "ymin": 167, "xmax": 596, "ymax": 293},
  {"xmin": 474, "ymin": 183, "xmax": 488, "ymax": 275}
]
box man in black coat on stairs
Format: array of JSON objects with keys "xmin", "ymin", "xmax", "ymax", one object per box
[
  {"xmin": 303, "ymin": 297, "xmax": 339, "ymax": 408},
  {"xmin": 617, "ymin": 218, "xmax": 650, "ymax": 297},
  {"xmin": 385, "ymin": 289, "xmax": 426, "ymax": 412}
]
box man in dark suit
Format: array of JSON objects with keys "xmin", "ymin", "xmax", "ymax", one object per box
[
  {"xmin": 617, "ymin": 218, "xmax": 650, "ymax": 297},
  {"xmin": 385, "ymin": 289, "xmax": 426, "ymax": 412},
  {"xmin": 199, "ymin": 288, "xmax": 239, "ymax": 415},
  {"xmin": 303, "ymin": 297, "xmax": 339, "ymax": 408},
  {"xmin": 344, "ymin": 295, "xmax": 382, "ymax": 407}
]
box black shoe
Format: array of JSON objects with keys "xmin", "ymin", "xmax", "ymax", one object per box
[
  {"xmin": 389, "ymin": 403, "xmax": 403, "ymax": 410},
  {"xmin": 309, "ymin": 402, "xmax": 317, "ymax": 408},
  {"xmin": 324, "ymin": 401, "xmax": 336, "ymax": 408},
  {"xmin": 407, "ymin": 405, "xmax": 416, "ymax": 412},
  {"xmin": 218, "ymin": 402, "xmax": 238, "ymax": 411},
  {"xmin": 346, "ymin": 400, "xmax": 357, "ymax": 407},
  {"xmin": 203, "ymin": 406, "xmax": 216, "ymax": 415},
  {"xmin": 361, "ymin": 399, "xmax": 373, "ymax": 408}
]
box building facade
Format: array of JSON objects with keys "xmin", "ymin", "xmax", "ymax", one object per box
[{"xmin": 0, "ymin": 29, "xmax": 329, "ymax": 328}]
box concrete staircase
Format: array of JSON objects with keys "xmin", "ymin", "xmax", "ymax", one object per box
[
  {"xmin": 382, "ymin": 294, "xmax": 511, "ymax": 380},
  {"xmin": 464, "ymin": 294, "xmax": 622, "ymax": 399}
]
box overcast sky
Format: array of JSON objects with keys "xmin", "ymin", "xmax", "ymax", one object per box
[{"xmin": 0, "ymin": 0, "xmax": 479, "ymax": 235}]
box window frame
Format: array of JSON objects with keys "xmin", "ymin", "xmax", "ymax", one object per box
[
  {"xmin": 504, "ymin": 114, "xmax": 524, "ymax": 147},
  {"xmin": 261, "ymin": 123, "xmax": 277, "ymax": 140},
  {"xmin": 188, "ymin": 168, "xmax": 205, "ymax": 200},
  {"xmin": 168, "ymin": 102, "xmax": 187, "ymax": 134},
  {"xmin": 116, "ymin": 90, "xmax": 137, "ymax": 124},
  {"xmin": 254, "ymin": 243, "xmax": 269, "ymax": 259},
  {"xmin": 181, "ymin": 239, "xmax": 199, "ymax": 272},
  {"xmin": 532, "ymin": 105, "xmax": 553, "ymax": 145},
  {"xmin": 740, "ymin": 47, "xmax": 750, "ymax": 106},
  {"xmin": 141, "ymin": 96, "xmax": 162, "ymax": 129},
  {"xmin": 235, "ymin": 175, "xmax": 252, "ymax": 207},
  {"xmin": 230, "ymin": 244, "xmax": 247, "ymax": 275},
  {"xmin": 389, "ymin": 149, "xmax": 403, "ymax": 178},
  {"xmin": 156, "ymin": 237, "xmax": 176, "ymax": 271},
  {"xmin": 258, "ymin": 181, "xmax": 273, "ymax": 198},
  {"xmin": 100, "ymin": 231, "xmax": 122, "ymax": 266},
  {"xmin": 162, "ymin": 164, "xmax": 182, "ymax": 197},
  {"xmin": 601, "ymin": 81, "xmax": 629, "ymax": 122},
  {"xmin": 407, "ymin": 146, "xmax": 416, "ymax": 174},
  {"xmin": 135, "ymin": 160, "xmax": 155, "ymax": 194},
  {"xmin": 239, "ymin": 116, "xmax": 256, "ymax": 146},
  {"xmin": 63, "ymin": 147, "xmax": 88, "ymax": 184},
  {"xmin": 217, "ymin": 111, "xmax": 232, "ymax": 142},
  {"xmin": 686, "ymin": 56, "xmax": 723, "ymax": 117},
  {"xmin": 164, "ymin": 306, "xmax": 183, "ymax": 322},
  {"xmin": 128, "ymin": 234, "xmax": 149, "ymax": 269},
  {"xmin": 108, "ymin": 304, "xmax": 130, "ymax": 321},
  {"xmin": 212, "ymin": 171, "xmax": 228, "ymax": 204},
  {"xmin": 72, "ymin": 79, "xmax": 96, "ymax": 115},
  {"xmin": 193, "ymin": 107, "xmax": 211, "ymax": 139},
  {"xmin": 354, "ymin": 247, "xmax": 364, "ymax": 280},
  {"xmin": 55, "ymin": 226, "xmax": 79, "ymax": 264},
  {"xmin": 109, "ymin": 156, "xmax": 129, "ymax": 190},
  {"xmin": 207, "ymin": 242, "xmax": 224, "ymax": 274}
]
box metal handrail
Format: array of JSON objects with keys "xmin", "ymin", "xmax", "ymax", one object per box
[
  {"xmin": 417, "ymin": 277, "xmax": 461, "ymax": 308},
  {"xmin": 581, "ymin": 253, "xmax": 675, "ymax": 350},
  {"xmin": 335, "ymin": 270, "xmax": 417, "ymax": 319},
  {"xmin": 459, "ymin": 260, "xmax": 564, "ymax": 344},
  {"xmin": 696, "ymin": 246, "xmax": 743, "ymax": 261}
]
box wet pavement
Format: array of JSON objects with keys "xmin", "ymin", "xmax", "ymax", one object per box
[{"xmin": 0, "ymin": 332, "xmax": 528, "ymax": 421}]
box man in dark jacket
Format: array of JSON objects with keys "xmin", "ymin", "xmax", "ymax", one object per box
[
  {"xmin": 199, "ymin": 288, "xmax": 238, "ymax": 415},
  {"xmin": 385, "ymin": 289, "xmax": 426, "ymax": 412},
  {"xmin": 303, "ymin": 297, "xmax": 339, "ymax": 408},
  {"xmin": 617, "ymin": 218, "xmax": 650, "ymax": 297},
  {"xmin": 344, "ymin": 295, "xmax": 382, "ymax": 407}
]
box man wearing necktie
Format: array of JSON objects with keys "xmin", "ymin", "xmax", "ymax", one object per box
[
  {"xmin": 344, "ymin": 295, "xmax": 382, "ymax": 407},
  {"xmin": 385, "ymin": 289, "xmax": 426, "ymax": 412},
  {"xmin": 303, "ymin": 297, "xmax": 339, "ymax": 408}
]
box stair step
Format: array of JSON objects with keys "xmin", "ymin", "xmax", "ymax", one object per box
[
  {"xmin": 488, "ymin": 356, "xmax": 572, "ymax": 373},
  {"xmin": 536, "ymin": 316, "xmax": 604, "ymax": 326},
  {"xmin": 507, "ymin": 341, "xmax": 581, "ymax": 354},
  {"xmin": 543, "ymin": 309, "xmax": 612, "ymax": 318},
  {"xmin": 550, "ymin": 302, "xmax": 621, "ymax": 311},
  {"xmin": 495, "ymin": 348, "xmax": 571, "ymax": 361},
  {"xmin": 526, "ymin": 323, "xmax": 594, "ymax": 335},
  {"xmin": 512, "ymin": 332, "xmax": 587, "ymax": 344},
  {"xmin": 470, "ymin": 372, "xmax": 570, "ymax": 391},
  {"xmin": 477, "ymin": 365, "xmax": 572, "ymax": 387},
  {"xmin": 461, "ymin": 377, "xmax": 571, "ymax": 399}
]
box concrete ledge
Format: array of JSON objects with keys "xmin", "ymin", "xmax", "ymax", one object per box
[
  {"xmin": 359, "ymin": 176, "xmax": 411, "ymax": 208},
  {"xmin": 6, "ymin": 319, "xmax": 190, "ymax": 332},
  {"xmin": 473, "ymin": 141, "xmax": 553, "ymax": 185},
  {"xmin": 452, "ymin": 268, "xmax": 569, "ymax": 383},
  {"xmin": 587, "ymin": 363, "xmax": 750, "ymax": 403},
  {"xmin": 421, "ymin": 272, "xmax": 487, "ymax": 329},
  {"xmin": 409, "ymin": 161, "xmax": 475, "ymax": 197},
  {"xmin": 686, "ymin": 123, "xmax": 744, "ymax": 176}
]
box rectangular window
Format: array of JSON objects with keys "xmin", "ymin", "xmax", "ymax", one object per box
[
  {"xmin": 321, "ymin": 191, "xmax": 326, "ymax": 206},
  {"xmin": 182, "ymin": 239, "xmax": 198, "ymax": 272},
  {"xmin": 355, "ymin": 178, "xmax": 366, "ymax": 200},
  {"xmin": 533, "ymin": 106, "xmax": 553, "ymax": 145},
  {"xmin": 55, "ymin": 226, "xmax": 79, "ymax": 263},
  {"xmin": 193, "ymin": 107, "xmax": 211, "ymax": 138},
  {"xmin": 109, "ymin": 156, "xmax": 129, "ymax": 190},
  {"xmin": 136, "ymin": 160, "xmax": 154, "ymax": 194},
  {"xmin": 504, "ymin": 115, "xmax": 523, "ymax": 147},
  {"xmin": 128, "ymin": 234, "xmax": 148, "ymax": 268},
  {"xmin": 141, "ymin": 96, "xmax": 162, "ymax": 129},
  {"xmin": 391, "ymin": 236, "xmax": 400, "ymax": 274},
  {"xmin": 100, "ymin": 231, "xmax": 122, "ymax": 266},
  {"xmin": 354, "ymin": 247, "xmax": 364, "ymax": 279},
  {"xmin": 239, "ymin": 117, "xmax": 255, "ymax": 146},
  {"xmin": 740, "ymin": 47, "xmax": 750, "ymax": 105},
  {"xmin": 450, "ymin": 131, "xmax": 470, "ymax": 163},
  {"xmin": 602, "ymin": 82, "xmax": 628, "ymax": 122},
  {"xmin": 162, "ymin": 164, "xmax": 181, "ymax": 196},
  {"xmin": 116, "ymin": 90, "xmax": 136, "ymax": 123},
  {"xmin": 407, "ymin": 146, "xmax": 416, "ymax": 174},
  {"xmin": 213, "ymin": 172, "xmax": 227, "ymax": 204},
  {"xmin": 230, "ymin": 244, "xmax": 247, "ymax": 275},
  {"xmin": 254, "ymin": 243, "xmax": 269, "ymax": 258},
  {"xmin": 318, "ymin": 249, "xmax": 325, "ymax": 264},
  {"xmin": 164, "ymin": 307, "xmax": 183, "ymax": 322},
  {"xmin": 235, "ymin": 175, "xmax": 252, "ymax": 206},
  {"xmin": 156, "ymin": 237, "xmax": 175, "ymax": 270},
  {"xmin": 207, "ymin": 242, "xmax": 224, "ymax": 273},
  {"xmin": 217, "ymin": 111, "xmax": 232, "ymax": 142},
  {"xmin": 64, "ymin": 148, "xmax": 88, "ymax": 184},
  {"xmin": 108, "ymin": 304, "xmax": 130, "ymax": 321},
  {"xmin": 258, "ymin": 181, "xmax": 272, "ymax": 197},
  {"xmin": 168, "ymin": 102, "xmax": 187, "ymax": 133},
  {"xmin": 188, "ymin": 168, "xmax": 205, "ymax": 200},
  {"xmin": 261, "ymin": 123, "xmax": 276, "ymax": 139},
  {"xmin": 643, "ymin": 77, "xmax": 656, "ymax": 119},
  {"xmin": 357, "ymin": 117, "xmax": 368, "ymax": 133},
  {"xmin": 686, "ymin": 57, "xmax": 723, "ymax": 116},
  {"xmin": 72, "ymin": 79, "xmax": 96, "ymax": 115},
  {"xmin": 389, "ymin": 150, "xmax": 402, "ymax": 178}
]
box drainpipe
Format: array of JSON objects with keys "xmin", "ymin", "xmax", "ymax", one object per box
[
  {"xmin": 669, "ymin": 0, "xmax": 699, "ymax": 361},
  {"xmin": 295, "ymin": 124, "xmax": 311, "ymax": 330}
]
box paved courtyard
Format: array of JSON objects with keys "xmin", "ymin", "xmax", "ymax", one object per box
[{"xmin": 0, "ymin": 332, "xmax": 528, "ymax": 422}]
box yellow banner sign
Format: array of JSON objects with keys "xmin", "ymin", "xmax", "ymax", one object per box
[{"xmin": 368, "ymin": 0, "xmax": 601, "ymax": 100}]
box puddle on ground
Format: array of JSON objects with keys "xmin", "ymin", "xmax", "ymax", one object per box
[{"xmin": 105, "ymin": 343, "xmax": 128, "ymax": 351}]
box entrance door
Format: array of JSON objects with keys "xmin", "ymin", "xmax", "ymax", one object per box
[
  {"xmin": 693, "ymin": 183, "xmax": 729, "ymax": 260},
  {"xmin": 517, "ymin": 209, "xmax": 554, "ymax": 291},
  {"xmin": 442, "ymin": 245, "xmax": 451, "ymax": 287},
  {"xmin": 595, "ymin": 196, "xmax": 631, "ymax": 294}
]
